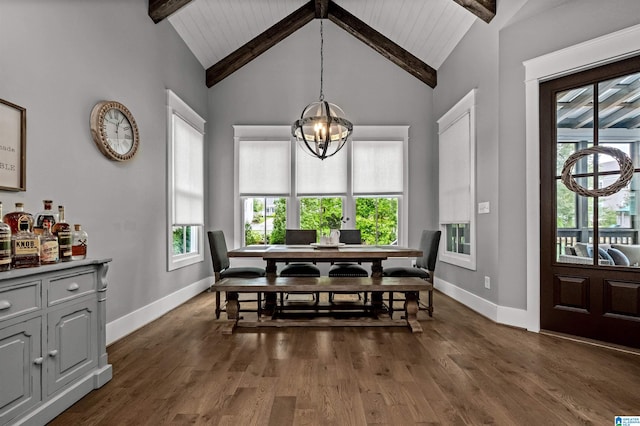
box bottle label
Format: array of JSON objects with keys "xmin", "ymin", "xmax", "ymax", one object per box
[
  {"xmin": 14, "ymin": 238, "xmax": 40, "ymax": 255},
  {"xmin": 41, "ymin": 241, "xmax": 59, "ymax": 263},
  {"xmin": 58, "ymin": 231, "xmax": 72, "ymax": 257},
  {"xmin": 0, "ymin": 237, "xmax": 9, "ymax": 265}
]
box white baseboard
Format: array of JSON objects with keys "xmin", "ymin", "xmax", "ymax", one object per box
[
  {"xmin": 434, "ymin": 277, "xmax": 530, "ymax": 330},
  {"xmin": 106, "ymin": 276, "xmax": 212, "ymax": 345}
]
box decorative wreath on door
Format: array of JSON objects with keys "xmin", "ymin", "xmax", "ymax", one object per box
[{"xmin": 560, "ymin": 146, "xmax": 634, "ymax": 197}]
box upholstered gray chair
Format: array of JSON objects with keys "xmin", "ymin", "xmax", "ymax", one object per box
[
  {"xmin": 328, "ymin": 229, "xmax": 369, "ymax": 303},
  {"xmin": 208, "ymin": 230, "xmax": 265, "ymax": 319},
  {"xmin": 280, "ymin": 229, "xmax": 320, "ymax": 303},
  {"xmin": 382, "ymin": 230, "xmax": 441, "ymax": 317}
]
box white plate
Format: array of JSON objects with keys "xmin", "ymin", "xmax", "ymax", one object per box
[{"xmin": 310, "ymin": 242, "xmax": 345, "ymax": 248}]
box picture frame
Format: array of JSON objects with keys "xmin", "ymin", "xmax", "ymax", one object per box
[{"xmin": 0, "ymin": 98, "xmax": 26, "ymax": 191}]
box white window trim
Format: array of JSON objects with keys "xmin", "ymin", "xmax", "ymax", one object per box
[
  {"xmin": 233, "ymin": 125, "xmax": 409, "ymax": 248},
  {"xmin": 438, "ymin": 89, "xmax": 477, "ymax": 270},
  {"xmin": 167, "ymin": 89, "xmax": 206, "ymax": 271}
]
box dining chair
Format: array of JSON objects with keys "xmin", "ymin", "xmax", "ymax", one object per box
[
  {"xmin": 328, "ymin": 229, "xmax": 369, "ymax": 303},
  {"xmin": 382, "ymin": 229, "xmax": 441, "ymax": 317},
  {"xmin": 280, "ymin": 229, "xmax": 321, "ymax": 303},
  {"xmin": 208, "ymin": 230, "xmax": 266, "ymax": 319}
]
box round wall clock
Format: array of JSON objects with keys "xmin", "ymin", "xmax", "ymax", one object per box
[{"xmin": 90, "ymin": 100, "xmax": 140, "ymax": 161}]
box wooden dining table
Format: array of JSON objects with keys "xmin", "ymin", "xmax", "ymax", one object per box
[
  {"xmin": 227, "ymin": 244, "xmax": 423, "ymax": 314},
  {"xmin": 227, "ymin": 244, "xmax": 423, "ymax": 278}
]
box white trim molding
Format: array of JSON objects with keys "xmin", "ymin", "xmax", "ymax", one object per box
[
  {"xmin": 106, "ymin": 276, "xmax": 211, "ymax": 345},
  {"xmin": 435, "ymin": 277, "xmax": 529, "ymax": 329},
  {"xmin": 523, "ymin": 24, "xmax": 640, "ymax": 333}
]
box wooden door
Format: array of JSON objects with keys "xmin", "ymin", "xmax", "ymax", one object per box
[{"xmin": 540, "ymin": 55, "xmax": 640, "ymax": 349}]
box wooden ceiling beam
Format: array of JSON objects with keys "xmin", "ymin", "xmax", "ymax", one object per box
[
  {"xmin": 451, "ymin": 0, "xmax": 496, "ymax": 23},
  {"xmin": 315, "ymin": 0, "xmax": 330, "ymax": 19},
  {"xmin": 327, "ymin": 1, "xmax": 437, "ymax": 88},
  {"xmin": 206, "ymin": 2, "xmax": 316, "ymax": 87},
  {"xmin": 148, "ymin": 0, "xmax": 193, "ymax": 24}
]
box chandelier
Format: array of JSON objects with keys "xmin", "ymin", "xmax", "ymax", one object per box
[{"xmin": 292, "ymin": 20, "xmax": 353, "ymax": 160}]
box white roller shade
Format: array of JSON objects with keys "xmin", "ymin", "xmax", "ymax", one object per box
[
  {"xmin": 173, "ymin": 115, "xmax": 204, "ymax": 225},
  {"xmin": 238, "ymin": 140, "xmax": 290, "ymax": 195},
  {"xmin": 353, "ymin": 140, "xmax": 404, "ymax": 194},
  {"xmin": 296, "ymin": 143, "xmax": 347, "ymax": 195},
  {"xmin": 439, "ymin": 112, "xmax": 470, "ymax": 223}
]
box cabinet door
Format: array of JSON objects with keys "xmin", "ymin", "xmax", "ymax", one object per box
[
  {"xmin": 47, "ymin": 298, "xmax": 97, "ymax": 396},
  {"xmin": 0, "ymin": 317, "xmax": 42, "ymax": 426}
]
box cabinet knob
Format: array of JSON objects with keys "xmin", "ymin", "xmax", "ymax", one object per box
[
  {"xmin": 48, "ymin": 350, "xmax": 58, "ymax": 357},
  {"xmin": 67, "ymin": 283, "xmax": 80, "ymax": 291},
  {"xmin": 0, "ymin": 300, "xmax": 11, "ymax": 310},
  {"xmin": 33, "ymin": 357, "xmax": 44, "ymax": 365}
]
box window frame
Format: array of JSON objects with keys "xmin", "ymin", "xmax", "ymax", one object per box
[
  {"xmin": 438, "ymin": 89, "xmax": 477, "ymax": 270},
  {"xmin": 167, "ymin": 89, "xmax": 206, "ymax": 271},
  {"xmin": 233, "ymin": 125, "xmax": 409, "ymax": 247}
]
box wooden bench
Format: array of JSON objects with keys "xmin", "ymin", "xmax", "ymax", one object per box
[{"xmin": 212, "ymin": 276, "xmax": 433, "ymax": 334}]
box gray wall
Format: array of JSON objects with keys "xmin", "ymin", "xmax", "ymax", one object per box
[
  {"xmin": 434, "ymin": 0, "xmax": 640, "ymax": 310},
  {"xmin": 0, "ymin": 0, "xmax": 209, "ymax": 325},
  {"xmin": 208, "ymin": 21, "xmax": 438, "ymax": 249}
]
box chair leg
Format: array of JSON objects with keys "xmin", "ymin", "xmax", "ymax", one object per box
[{"xmin": 215, "ymin": 291, "xmax": 221, "ymax": 319}]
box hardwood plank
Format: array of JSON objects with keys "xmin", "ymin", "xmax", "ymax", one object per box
[
  {"xmin": 327, "ymin": 1, "xmax": 437, "ymax": 88},
  {"xmin": 148, "ymin": 0, "xmax": 193, "ymax": 24},
  {"xmin": 48, "ymin": 290, "xmax": 640, "ymax": 425},
  {"xmin": 451, "ymin": 0, "xmax": 496, "ymax": 23},
  {"xmin": 206, "ymin": 2, "xmax": 315, "ymax": 87}
]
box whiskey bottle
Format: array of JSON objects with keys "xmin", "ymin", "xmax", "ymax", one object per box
[
  {"xmin": 11, "ymin": 215, "xmax": 40, "ymax": 268},
  {"xmin": 34, "ymin": 199, "xmax": 58, "ymax": 235},
  {"xmin": 3, "ymin": 202, "xmax": 34, "ymax": 234},
  {"xmin": 0, "ymin": 202, "xmax": 11, "ymax": 272},
  {"xmin": 40, "ymin": 219, "xmax": 59, "ymax": 265},
  {"xmin": 52, "ymin": 205, "xmax": 72, "ymax": 262},
  {"xmin": 71, "ymin": 224, "xmax": 88, "ymax": 260}
]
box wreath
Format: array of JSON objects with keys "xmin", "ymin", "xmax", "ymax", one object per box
[{"xmin": 560, "ymin": 146, "xmax": 634, "ymax": 197}]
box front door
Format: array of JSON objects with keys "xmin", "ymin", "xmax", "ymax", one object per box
[{"xmin": 540, "ymin": 55, "xmax": 640, "ymax": 349}]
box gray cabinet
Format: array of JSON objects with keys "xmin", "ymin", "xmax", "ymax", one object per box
[{"xmin": 0, "ymin": 259, "xmax": 112, "ymax": 426}]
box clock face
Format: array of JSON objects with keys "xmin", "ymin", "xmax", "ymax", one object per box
[
  {"xmin": 90, "ymin": 101, "xmax": 140, "ymax": 161},
  {"xmin": 102, "ymin": 108, "xmax": 134, "ymax": 155}
]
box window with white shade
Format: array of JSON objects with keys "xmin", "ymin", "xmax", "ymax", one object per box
[
  {"xmin": 167, "ymin": 89, "xmax": 205, "ymax": 271},
  {"xmin": 438, "ymin": 89, "xmax": 476, "ymax": 270},
  {"xmin": 234, "ymin": 125, "xmax": 408, "ymax": 247}
]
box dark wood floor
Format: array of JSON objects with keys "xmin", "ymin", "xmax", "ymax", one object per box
[{"xmin": 49, "ymin": 291, "xmax": 640, "ymax": 425}]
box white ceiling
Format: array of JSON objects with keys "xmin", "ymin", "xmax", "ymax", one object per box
[{"xmin": 168, "ymin": 0, "xmax": 477, "ymax": 72}]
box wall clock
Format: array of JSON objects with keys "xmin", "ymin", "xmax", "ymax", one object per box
[{"xmin": 90, "ymin": 100, "xmax": 140, "ymax": 161}]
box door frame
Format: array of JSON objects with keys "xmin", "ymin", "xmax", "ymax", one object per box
[{"xmin": 523, "ymin": 24, "xmax": 640, "ymax": 332}]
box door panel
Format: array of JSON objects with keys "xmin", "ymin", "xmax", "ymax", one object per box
[{"xmin": 541, "ymin": 55, "xmax": 640, "ymax": 349}]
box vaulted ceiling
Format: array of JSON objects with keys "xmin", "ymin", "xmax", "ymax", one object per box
[{"xmin": 148, "ymin": 0, "xmax": 496, "ymax": 88}]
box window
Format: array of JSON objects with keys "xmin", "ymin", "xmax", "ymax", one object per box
[
  {"xmin": 167, "ymin": 90, "xmax": 205, "ymax": 271},
  {"xmin": 243, "ymin": 197, "xmax": 287, "ymax": 245},
  {"xmin": 234, "ymin": 125, "xmax": 408, "ymax": 246},
  {"xmin": 438, "ymin": 89, "xmax": 476, "ymax": 270}
]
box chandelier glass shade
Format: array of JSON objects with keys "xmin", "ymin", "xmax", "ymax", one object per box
[{"xmin": 292, "ymin": 20, "xmax": 353, "ymax": 160}]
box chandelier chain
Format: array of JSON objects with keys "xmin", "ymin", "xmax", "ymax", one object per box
[{"xmin": 319, "ymin": 20, "xmax": 324, "ymax": 102}]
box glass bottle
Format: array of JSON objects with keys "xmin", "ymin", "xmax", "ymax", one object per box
[
  {"xmin": 34, "ymin": 199, "xmax": 58, "ymax": 235},
  {"xmin": 11, "ymin": 214, "xmax": 39, "ymax": 268},
  {"xmin": 40, "ymin": 219, "xmax": 59, "ymax": 265},
  {"xmin": 72, "ymin": 224, "xmax": 88, "ymax": 260},
  {"xmin": 3, "ymin": 202, "xmax": 34, "ymax": 234},
  {"xmin": 52, "ymin": 205, "xmax": 72, "ymax": 262},
  {"xmin": 0, "ymin": 202, "xmax": 11, "ymax": 272}
]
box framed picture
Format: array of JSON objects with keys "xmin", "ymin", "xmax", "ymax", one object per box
[{"xmin": 0, "ymin": 98, "xmax": 26, "ymax": 191}]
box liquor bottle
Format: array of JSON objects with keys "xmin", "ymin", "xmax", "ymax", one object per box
[
  {"xmin": 3, "ymin": 202, "xmax": 34, "ymax": 234},
  {"xmin": 34, "ymin": 199, "xmax": 58, "ymax": 235},
  {"xmin": 11, "ymin": 214, "xmax": 39, "ymax": 268},
  {"xmin": 52, "ymin": 205, "xmax": 72, "ymax": 262},
  {"xmin": 40, "ymin": 219, "xmax": 59, "ymax": 265},
  {"xmin": 0, "ymin": 202, "xmax": 11, "ymax": 272},
  {"xmin": 72, "ymin": 224, "xmax": 88, "ymax": 260}
]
